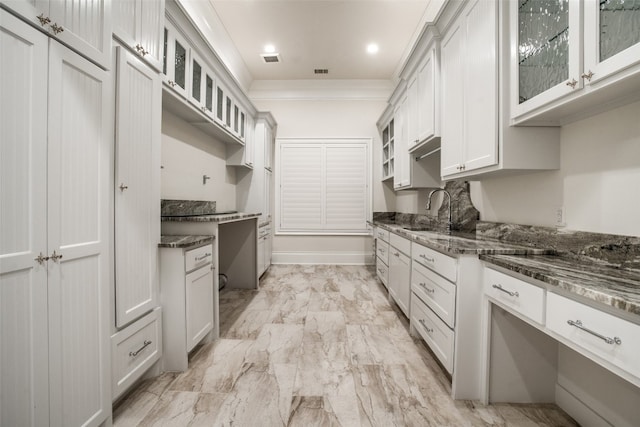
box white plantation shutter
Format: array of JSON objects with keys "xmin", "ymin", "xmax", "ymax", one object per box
[{"xmin": 277, "ymin": 139, "xmax": 371, "ymax": 234}]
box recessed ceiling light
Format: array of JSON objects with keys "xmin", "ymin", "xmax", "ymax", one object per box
[
  {"xmin": 264, "ymin": 44, "xmax": 276, "ymax": 54},
  {"xmin": 367, "ymin": 43, "xmax": 379, "ymax": 54}
]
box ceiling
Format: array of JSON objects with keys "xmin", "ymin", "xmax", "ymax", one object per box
[{"xmin": 207, "ymin": 0, "xmax": 440, "ymax": 82}]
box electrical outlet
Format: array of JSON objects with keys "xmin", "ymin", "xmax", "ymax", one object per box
[{"xmin": 555, "ymin": 207, "xmax": 566, "ymax": 227}]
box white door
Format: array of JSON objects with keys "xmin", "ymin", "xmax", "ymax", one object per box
[
  {"xmin": 0, "ymin": 11, "xmax": 49, "ymax": 427},
  {"xmin": 406, "ymin": 74, "xmax": 419, "ymax": 150},
  {"xmin": 114, "ymin": 46, "xmax": 161, "ymax": 327},
  {"xmin": 393, "ymin": 96, "xmax": 409, "ymax": 188},
  {"xmin": 440, "ymin": 22, "xmax": 464, "ymax": 177},
  {"xmin": 164, "ymin": 21, "xmax": 189, "ymax": 98},
  {"xmin": 138, "ymin": 0, "xmax": 164, "ymax": 71},
  {"xmin": 395, "ymin": 251, "xmax": 411, "ymax": 317},
  {"xmin": 186, "ymin": 265, "xmax": 214, "ymax": 352},
  {"xmin": 46, "ymin": 40, "xmax": 111, "ymax": 427},
  {"xmin": 417, "ymin": 49, "xmax": 437, "ymax": 142}
]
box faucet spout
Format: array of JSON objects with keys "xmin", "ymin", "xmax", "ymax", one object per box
[{"xmin": 426, "ymin": 189, "xmax": 452, "ymax": 233}]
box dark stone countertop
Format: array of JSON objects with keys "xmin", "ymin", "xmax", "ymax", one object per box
[
  {"xmin": 159, "ymin": 235, "xmax": 215, "ymax": 248},
  {"xmin": 480, "ymin": 254, "xmax": 640, "ymax": 316},
  {"xmin": 161, "ymin": 212, "xmax": 261, "ymax": 223},
  {"xmin": 371, "ymin": 222, "xmax": 554, "ymax": 256}
]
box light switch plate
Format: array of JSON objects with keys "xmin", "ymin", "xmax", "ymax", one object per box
[{"xmin": 555, "ymin": 207, "xmax": 566, "ymax": 227}]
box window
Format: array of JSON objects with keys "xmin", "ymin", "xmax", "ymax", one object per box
[{"xmin": 276, "ymin": 139, "xmax": 371, "ymax": 235}]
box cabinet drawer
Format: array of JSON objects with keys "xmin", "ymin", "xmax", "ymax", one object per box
[
  {"xmin": 412, "ymin": 242, "xmax": 457, "ymax": 282},
  {"xmin": 547, "ymin": 293, "xmax": 640, "ymax": 380},
  {"xmin": 390, "ymin": 233, "xmax": 411, "ymax": 255},
  {"xmin": 411, "ymin": 296, "xmax": 454, "ymax": 374},
  {"xmin": 111, "ymin": 308, "xmax": 162, "ymax": 400},
  {"xmin": 376, "ymin": 257, "xmax": 388, "ymax": 287},
  {"xmin": 412, "ymin": 262, "xmax": 456, "ymax": 328},
  {"xmin": 376, "ymin": 240, "xmax": 389, "ymax": 265},
  {"xmin": 484, "ymin": 268, "xmax": 545, "ymax": 324},
  {"xmin": 376, "ymin": 227, "xmax": 389, "ymax": 242},
  {"xmin": 185, "ymin": 244, "xmax": 213, "ymax": 272}
]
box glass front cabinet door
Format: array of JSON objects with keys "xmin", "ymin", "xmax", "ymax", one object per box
[
  {"xmin": 583, "ymin": 0, "xmax": 640, "ymax": 85},
  {"xmin": 163, "ymin": 21, "xmax": 190, "ymax": 98},
  {"xmin": 511, "ymin": 0, "xmax": 582, "ymax": 119}
]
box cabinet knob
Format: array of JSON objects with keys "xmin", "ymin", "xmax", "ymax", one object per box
[
  {"xmin": 566, "ymin": 78, "xmax": 578, "ymax": 89},
  {"xmin": 37, "ymin": 14, "xmax": 51, "ymax": 27},
  {"xmin": 50, "ymin": 250, "xmax": 63, "ymax": 262},
  {"xmin": 119, "ymin": 183, "xmax": 128, "ymax": 192},
  {"xmin": 35, "ymin": 252, "xmax": 50, "ymax": 265},
  {"xmin": 50, "ymin": 23, "xmax": 64, "ymax": 35},
  {"xmin": 581, "ymin": 70, "xmax": 594, "ymax": 82}
]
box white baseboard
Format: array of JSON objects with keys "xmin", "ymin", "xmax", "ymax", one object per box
[
  {"xmin": 272, "ymin": 251, "xmax": 375, "ymax": 265},
  {"xmin": 555, "ymin": 384, "xmax": 612, "ymax": 427}
]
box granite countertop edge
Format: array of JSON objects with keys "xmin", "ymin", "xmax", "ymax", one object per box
[
  {"xmin": 159, "ymin": 235, "xmax": 215, "ymax": 248},
  {"xmin": 479, "ymin": 254, "xmax": 640, "ymax": 316},
  {"xmin": 161, "ymin": 212, "xmax": 261, "ymax": 223},
  {"xmin": 370, "ymin": 221, "xmax": 553, "ymax": 255}
]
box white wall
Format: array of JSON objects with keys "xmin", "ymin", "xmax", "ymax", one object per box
[
  {"xmin": 471, "ymin": 100, "xmax": 640, "ymax": 237},
  {"xmin": 251, "ymin": 98, "xmax": 391, "ymax": 263},
  {"xmin": 161, "ymin": 111, "xmax": 237, "ymax": 212}
]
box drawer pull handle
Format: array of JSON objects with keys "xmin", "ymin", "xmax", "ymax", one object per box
[
  {"xmin": 567, "ymin": 320, "xmax": 621, "ymax": 345},
  {"xmin": 195, "ymin": 253, "xmax": 212, "ymax": 261},
  {"xmin": 378, "ymin": 268, "xmax": 385, "ymax": 274},
  {"xmin": 393, "ymin": 252, "xmax": 400, "ymax": 257},
  {"xmin": 379, "ymin": 248, "xmax": 385, "ymax": 254},
  {"xmin": 492, "ymin": 284, "xmax": 519, "ymax": 297},
  {"xmin": 419, "ymin": 254, "xmax": 434, "ymax": 263},
  {"xmin": 419, "ymin": 283, "xmax": 435, "ymax": 293},
  {"xmin": 129, "ymin": 340, "xmax": 152, "ymax": 357},
  {"xmin": 419, "ymin": 319, "xmax": 433, "ymax": 333}
]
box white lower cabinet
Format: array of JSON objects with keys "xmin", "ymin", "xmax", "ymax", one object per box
[
  {"xmin": 258, "ymin": 223, "xmax": 272, "ymax": 277},
  {"xmin": 1, "ymin": 10, "xmax": 111, "ymax": 426},
  {"xmin": 389, "ymin": 234, "xmax": 411, "ymax": 317},
  {"xmin": 160, "ymin": 242, "xmax": 215, "ymax": 371},
  {"xmin": 111, "ymin": 308, "xmax": 162, "ymax": 400},
  {"xmin": 375, "ymin": 227, "xmax": 390, "ymax": 288}
]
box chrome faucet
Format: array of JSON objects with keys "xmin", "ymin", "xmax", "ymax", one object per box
[{"xmin": 426, "ymin": 189, "xmax": 452, "ymax": 233}]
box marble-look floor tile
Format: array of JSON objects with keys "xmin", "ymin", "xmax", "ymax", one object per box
[
  {"xmin": 214, "ymin": 363, "xmax": 297, "ymax": 427},
  {"xmin": 287, "ymin": 395, "xmax": 361, "ymax": 427},
  {"xmin": 308, "ymin": 291, "xmax": 344, "ymax": 312},
  {"xmin": 294, "ymin": 340, "xmax": 355, "ymax": 397},
  {"xmin": 346, "ymin": 324, "xmax": 412, "ymax": 365},
  {"xmin": 135, "ymin": 390, "xmax": 226, "ymax": 427},
  {"xmin": 219, "ymin": 309, "xmax": 277, "ymax": 339},
  {"xmin": 303, "ymin": 311, "xmax": 347, "ymax": 343},
  {"xmin": 113, "ymin": 373, "xmax": 178, "ymax": 427},
  {"xmin": 246, "ymin": 323, "xmax": 304, "ymax": 366}
]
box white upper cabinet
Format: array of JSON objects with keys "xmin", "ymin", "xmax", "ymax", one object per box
[
  {"xmin": 113, "ymin": 0, "xmax": 165, "ymax": 72},
  {"xmin": 441, "ymin": 0, "xmax": 498, "ymax": 177},
  {"xmin": 438, "ymin": 0, "xmax": 560, "ymax": 179},
  {"xmin": 512, "ymin": 0, "xmax": 640, "ymax": 124},
  {"xmin": 163, "ymin": 19, "xmax": 189, "ymax": 98},
  {"xmin": 393, "ymin": 95, "xmax": 409, "ymax": 189},
  {"xmin": 417, "ymin": 46, "xmax": 440, "ymax": 144},
  {"xmin": 188, "ymin": 49, "xmax": 216, "ymax": 121},
  {"xmin": 114, "ymin": 46, "xmax": 161, "ymax": 328},
  {"xmin": 1, "ymin": 0, "xmax": 111, "ymax": 68}
]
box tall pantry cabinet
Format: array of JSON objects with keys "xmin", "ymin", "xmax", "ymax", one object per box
[{"xmin": 1, "ymin": 8, "xmax": 111, "ymax": 427}]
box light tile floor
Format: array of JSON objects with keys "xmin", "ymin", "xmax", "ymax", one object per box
[{"xmin": 113, "ymin": 265, "xmax": 578, "ymax": 426}]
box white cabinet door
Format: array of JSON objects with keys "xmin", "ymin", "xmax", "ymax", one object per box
[
  {"xmin": 2, "ymin": 0, "xmax": 111, "ymax": 68},
  {"xmin": 461, "ymin": 0, "xmax": 497, "ymax": 172},
  {"xmin": 258, "ymin": 236, "xmax": 266, "ymax": 276},
  {"xmin": 583, "ymin": 0, "xmax": 640, "ymax": 85},
  {"xmin": 47, "ymin": 40, "xmax": 111, "ymax": 427},
  {"xmin": 114, "ymin": 46, "xmax": 161, "ymax": 328},
  {"xmin": 185, "ymin": 265, "xmax": 214, "ymax": 352},
  {"xmin": 113, "ymin": 0, "xmax": 164, "ymax": 71},
  {"xmin": 265, "ymin": 233, "xmax": 272, "ymax": 271},
  {"xmin": 441, "ymin": 22, "xmax": 464, "ymax": 177},
  {"xmin": 0, "ymin": 11, "xmax": 49, "ymax": 427},
  {"xmin": 417, "ymin": 48, "xmax": 438, "ymax": 143},
  {"xmin": 406, "ymin": 74, "xmax": 419, "ymax": 150},
  {"xmin": 393, "ymin": 95, "xmax": 409, "ymax": 189},
  {"xmin": 389, "ymin": 247, "xmax": 411, "ymax": 317}
]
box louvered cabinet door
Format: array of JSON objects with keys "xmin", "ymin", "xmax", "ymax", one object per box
[
  {"xmin": 114, "ymin": 46, "xmax": 161, "ymax": 328},
  {"xmin": 46, "ymin": 39, "xmax": 111, "ymax": 427},
  {"xmin": 0, "ymin": 11, "xmax": 49, "ymax": 427}
]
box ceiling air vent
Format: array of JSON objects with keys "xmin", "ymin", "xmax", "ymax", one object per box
[
  {"xmin": 260, "ymin": 53, "xmax": 280, "ymax": 63},
  {"xmin": 314, "ymin": 68, "xmax": 329, "ymax": 75}
]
